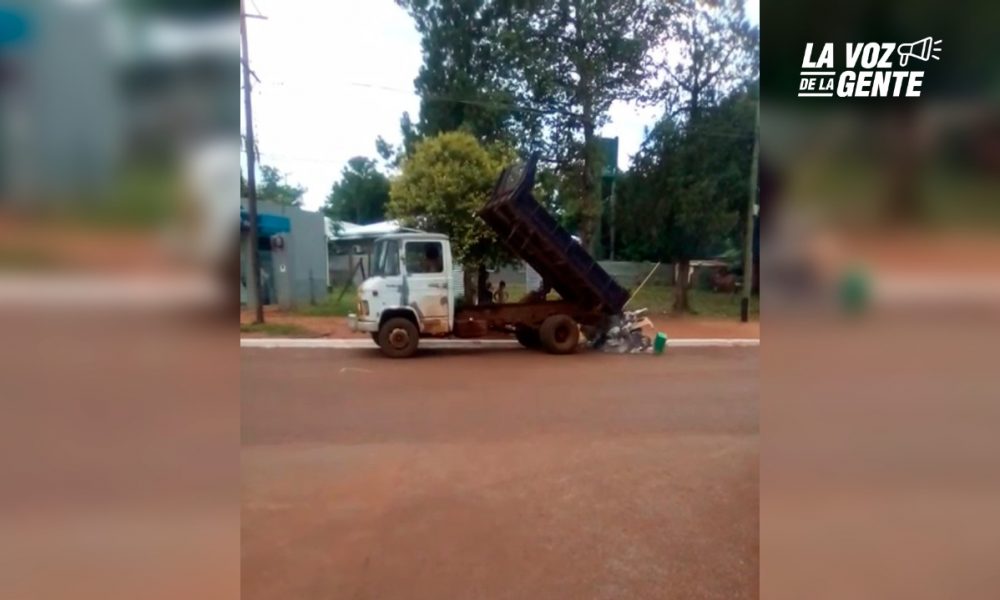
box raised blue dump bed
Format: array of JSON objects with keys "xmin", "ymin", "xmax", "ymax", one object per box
[{"xmin": 479, "ymin": 154, "xmax": 629, "ymax": 315}]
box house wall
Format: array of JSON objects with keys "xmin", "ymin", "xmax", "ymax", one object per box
[{"xmin": 240, "ymin": 200, "xmax": 329, "ymax": 307}]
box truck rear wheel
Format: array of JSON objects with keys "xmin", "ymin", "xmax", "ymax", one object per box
[
  {"xmin": 377, "ymin": 317, "xmax": 419, "ymax": 358},
  {"xmin": 514, "ymin": 325, "xmax": 541, "ymax": 349},
  {"xmin": 539, "ymin": 314, "xmax": 579, "ymax": 354}
]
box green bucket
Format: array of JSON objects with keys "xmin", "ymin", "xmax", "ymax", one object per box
[
  {"xmin": 653, "ymin": 332, "xmax": 668, "ymax": 355},
  {"xmin": 839, "ymin": 266, "xmax": 870, "ymax": 316}
]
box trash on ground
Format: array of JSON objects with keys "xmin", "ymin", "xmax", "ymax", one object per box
[{"xmin": 597, "ymin": 308, "xmax": 654, "ymax": 353}]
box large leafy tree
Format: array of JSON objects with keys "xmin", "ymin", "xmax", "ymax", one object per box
[
  {"xmin": 655, "ymin": 0, "xmax": 757, "ymax": 122},
  {"xmin": 616, "ymin": 82, "xmax": 756, "ymax": 313},
  {"xmin": 324, "ymin": 157, "xmax": 390, "ymax": 225},
  {"xmin": 395, "ymin": 0, "xmax": 518, "ymax": 144},
  {"xmin": 497, "ymin": 0, "xmax": 665, "ymax": 255},
  {"xmin": 256, "ymin": 165, "xmax": 306, "ymax": 207},
  {"xmin": 609, "ymin": 0, "xmax": 757, "ymax": 313},
  {"xmin": 387, "ymin": 131, "xmax": 516, "ymax": 299}
]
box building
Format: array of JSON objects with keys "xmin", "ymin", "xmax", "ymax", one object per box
[{"xmin": 241, "ymin": 200, "xmax": 329, "ymax": 309}]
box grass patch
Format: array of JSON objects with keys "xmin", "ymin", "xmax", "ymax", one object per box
[
  {"xmin": 68, "ymin": 163, "xmax": 180, "ymax": 230},
  {"xmin": 628, "ymin": 284, "xmax": 759, "ymax": 318},
  {"xmin": 506, "ymin": 281, "xmax": 757, "ymax": 319},
  {"xmin": 240, "ymin": 322, "xmax": 309, "ymax": 336},
  {"xmin": 0, "ymin": 246, "xmax": 64, "ymax": 272},
  {"xmin": 293, "ymin": 288, "xmax": 358, "ymax": 317}
]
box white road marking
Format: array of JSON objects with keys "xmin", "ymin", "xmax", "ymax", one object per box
[{"xmin": 241, "ymin": 338, "xmax": 760, "ymax": 349}]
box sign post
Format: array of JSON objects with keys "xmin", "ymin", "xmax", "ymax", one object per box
[{"xmin": 597, "ymin": 137, "xmax": 619, "ymax": 260}]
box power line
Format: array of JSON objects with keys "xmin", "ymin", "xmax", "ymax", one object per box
[
  {"xmin": 257, "ymin": 79, "xmax": 753, "ymax": 139},
  {"xmin": 263, "ymin": 79, "xmax": 586, "ymax": 122}
]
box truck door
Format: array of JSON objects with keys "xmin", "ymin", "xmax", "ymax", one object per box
[{"xmin": 402, "ymin": 240, "xmax": 450, "ymax": 335}]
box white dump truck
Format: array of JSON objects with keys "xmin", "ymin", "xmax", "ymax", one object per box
[{"xmin": 348, "ymin": 154, "xmax": 633, "ymax": 358}]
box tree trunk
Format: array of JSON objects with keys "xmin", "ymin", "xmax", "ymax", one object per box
[
  {"xmin": 462, "ymin": 266, "xmax": 475, "ymax": 308},
  {"xmin": 673, "ymin": 258, "xmax": 691, "ymax": 314},
  {"xmin": 476, "ymin": 263, "xmax": 490, "ymax": 305},
  {"xmin": 580, "ymin": 118, "xmax": 600, "ymax": 257}
]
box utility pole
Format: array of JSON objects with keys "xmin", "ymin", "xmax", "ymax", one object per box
[
  {"xmin": 241, "ymin": 0, "xmax": 263, "ymax": 323},
  {"xmin": 741, "ymin": 99, "xmax": 759, "ymax": 323}
]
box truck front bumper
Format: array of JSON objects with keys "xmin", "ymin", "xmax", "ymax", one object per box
[{"xmin": 348, "ymin": 313, "xmax": 378, "ymax": 333}]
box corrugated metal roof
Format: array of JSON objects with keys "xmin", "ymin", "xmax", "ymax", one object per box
[{"xmin": 326, "ymin": 218, "xmax": 423, "ymax": 240}]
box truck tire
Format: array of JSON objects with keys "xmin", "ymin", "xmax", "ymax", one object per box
[
  {"xmin": 514, "ymin": 325, "xmax": 541, "ymax": 349},
  {"xmin": 539, "ymin": 314, "xmax": 579, "ymax": 355},
  {"xmin": 377, "ymin": 317, "xmax": 420, "ymax": 358},
  {"xmin": 370, "ymin": 332, "xmax": 379, "ymax": 344}
]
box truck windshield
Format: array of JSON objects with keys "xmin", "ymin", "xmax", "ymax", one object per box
[{"xmin": 373, "ymin": 239, "xmax": 399, "ymax": 276}]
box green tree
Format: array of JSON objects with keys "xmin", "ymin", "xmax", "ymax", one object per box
[
  {"xmin": 396, "ymin": 0, "xmax": 518, "ymax": 144},
  {"xmin": 324, "ymin": 157, "xmax": 390, "ymax": 225},
  {"xmin": 609, "ymin": 0, "xmax": 757, "ymax": 313},
  {"xmin": 387, "ymin": 131, "xmax": 516, "ymax": 301},
  {"xmin": 655, "ymin": 0, "xmax": 757, "ymax": 122},
  {"xmin": 617, "ymin": 83, "xmax": 756, "ymax": 313},
  {"xmin": 257, "ymin": 165, "xmax": 306, "ymax": 207},
  {"xmin": 497, "ymin": 0, "xmax": 665, "ymax": 255}
]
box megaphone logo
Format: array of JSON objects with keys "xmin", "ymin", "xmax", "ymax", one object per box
[{"xmin": 896, "ymin": 37, "xmax": 942, "ymax": 67}]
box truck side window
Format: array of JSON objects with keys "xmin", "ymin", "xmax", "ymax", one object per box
[
  {"xmin": 405, "ymin": 241, "xmax": 443, "ymax": 274},
  {"xmin": 374, "ymin": 239, "xmax": 400, "ymax": 276},
  {"xmin": 384, "ymin": 240, "xmax": 400, "ymax": 276}
]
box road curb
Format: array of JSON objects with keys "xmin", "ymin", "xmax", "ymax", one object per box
[{"xmin": 240, "ymin": 338, "xmax": 760, "ymax": 349}]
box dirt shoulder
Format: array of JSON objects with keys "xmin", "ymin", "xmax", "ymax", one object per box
[{"xmin": 239, "ymin": 308, "xmax": 759, "ymax": 339}]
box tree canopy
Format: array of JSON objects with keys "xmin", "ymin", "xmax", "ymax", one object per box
[
  {"xmin": 615, "ymin": 81, "xmax": 757, "ymax": 310},
  {"xmin": 388, "ymin": 0, "xmax": 759, "ymax": 313},
  {"xmin": 256, "ymin": 165, "xmax": 306, "ymax": 208},
  {"xmin": 395, "ymin": 0, "xmax": 517, "ymax": 144},
  {"xmin": 395, "ymin": 0, "xmax": 665, "ymax": 255},
  {"xmin": 324, "ymin": 157, "xmax": 390, "ymax": 225},
  {"xmin": 387, "ymin": 131, "xmax": 516, "ymax": 268}
]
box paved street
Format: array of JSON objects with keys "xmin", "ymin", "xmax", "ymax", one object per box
[{"xmin": 242, "ymin": 346, "xmax": 758, "ymax": 599}]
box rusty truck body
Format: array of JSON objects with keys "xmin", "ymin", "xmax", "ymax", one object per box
[{"xmin": 348, "ymin": 154, "xmax": 630, "ymax": 358}]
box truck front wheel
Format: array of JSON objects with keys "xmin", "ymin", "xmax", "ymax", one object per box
[
  {"xmin": 539, "ymin": 314, "xmax": 579, "ymax": 355},
  {"xmin": 378, "ymin": 317, "xmax": 420, "ymax": 358}
]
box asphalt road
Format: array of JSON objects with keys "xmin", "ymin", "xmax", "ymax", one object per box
[{"xmin": 242, "ymin": 346, "xmax": 758, "ymax": 600}]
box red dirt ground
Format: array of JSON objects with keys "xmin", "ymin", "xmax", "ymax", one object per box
[{"xmin": 242, "ymin": 346, "xmax": 759, "ymax": 599}]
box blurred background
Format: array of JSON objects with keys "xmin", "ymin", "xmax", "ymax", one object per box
[
  {"xmin": 760, "ymin": 0, "xmax": 1000, "ymax": 598},
  {"xmin": 0, "ymin": 1, "xmax": 238, "ymax": 598}
]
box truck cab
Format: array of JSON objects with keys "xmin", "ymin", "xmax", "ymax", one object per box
[{"xmin": 348, "ymin": 232, "xmax": 456, "ymax": 356}]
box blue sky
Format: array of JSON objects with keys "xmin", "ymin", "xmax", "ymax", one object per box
[{"xmin": 242, "ymin": 0, "xmax": 759, "ymax": 211}]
